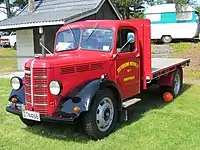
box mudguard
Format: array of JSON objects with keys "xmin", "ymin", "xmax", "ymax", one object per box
[
  {"xmin": 9, "ymin": 77, "xmax": 25, "ymax": 104},
  {"xmin": 60, "ymin": 79, "xmax": 101, "ymax": 116},
  {"xmin": 60, "ymin": 79, "xmax": 121, "ymax": 116}
]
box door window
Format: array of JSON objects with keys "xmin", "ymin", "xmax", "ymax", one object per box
[{"xmin": 117, "ymin": 29, "xmax": 136, "ymax": 53}]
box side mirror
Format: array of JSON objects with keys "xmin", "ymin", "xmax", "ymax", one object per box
[{"xmin": 127, "ymin": 32, "xmax": 135, "ymax": 43}]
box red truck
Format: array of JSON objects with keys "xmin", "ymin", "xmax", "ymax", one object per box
[{"xmin": 6, "ymin": 19, "xmax": 190, "ymax": 140}]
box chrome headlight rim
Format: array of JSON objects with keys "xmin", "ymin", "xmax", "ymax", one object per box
[
  {"xmin": 10, "ymin": 76, "xmax": 23, "ymax": 91},
  {"xmin": 49, "ymin": 80, "xmax": 62, "ymax": 96}
]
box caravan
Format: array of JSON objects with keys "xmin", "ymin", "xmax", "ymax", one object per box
[{"xmin": 144, "ymin": 4, "xmax": 200, "ymax": 43}]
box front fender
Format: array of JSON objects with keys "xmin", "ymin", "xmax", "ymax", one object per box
[
  {"xmin": 8, "ymin": 77, "xmax": 25, "ymax": 104},
  {"xmin": 60, "ymin": 79, "xmax": 101, "ymax": 116},
  {"xmin": 60, "ymin": 79, "xmax": 122, "ymax": 116}
]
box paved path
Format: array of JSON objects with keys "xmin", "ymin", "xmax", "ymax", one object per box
[{"xmin": 0, "ymin": 71, "xmax": 24, "ymax": 78}]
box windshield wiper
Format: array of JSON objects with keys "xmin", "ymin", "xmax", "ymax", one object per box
[
  {"xmin": 85, "ymin": 21, "xmax": 99, "ymax": 42},
  {"xmin": 67, "ymin": 24, "xmax": 75, "ymax": 42}
]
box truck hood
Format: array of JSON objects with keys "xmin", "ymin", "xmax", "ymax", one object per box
[{"xmin": 25, "ymin": 51, "xmax": 111, "ymax": 68}]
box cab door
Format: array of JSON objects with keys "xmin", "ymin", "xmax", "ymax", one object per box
[{"xmin": 116, "ymin": 28, "xmax": 140, "ymax": 100}]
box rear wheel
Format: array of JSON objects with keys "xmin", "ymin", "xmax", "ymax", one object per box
[
  {"xmin": 161, "ymin": 35, "xmax": 172, "ymax": 44},
  {"xmin": 160, "ymin": 69, "xmax": 183, "ymax": 101},
  {"xmin": 13, "ymin": 42, "xmax": 16, "ymax": 50},
  {"xmin": 83, "ymin": 88, "xmax": 117, "ymax": 140},
  {"xmin": 20, "ymin": 117, "xmax": 41, "ymax": 127}
]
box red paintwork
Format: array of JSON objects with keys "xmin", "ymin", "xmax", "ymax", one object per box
[
  {"xmin": 158, "ymin": 71, "xmax": 174, "ymax": 87},
  {"xmin": 123, "ymin": 19, "xmax": 152, "ymax": 89},
  {"xmin": 24, "ymin": 19, "xmax": 189, "ymax": 116}
]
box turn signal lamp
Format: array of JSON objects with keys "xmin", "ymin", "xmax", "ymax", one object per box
[
  {"xmin": 11, "ymin": 98, "xmax": 18, "ymax": 103},
  {"xmin": 73, "ymin": 106, "xmax": 80, "ymax": 113},
  {"xmin": 163, "ymin": 92, "xmax": 174, "ymax": 103}
]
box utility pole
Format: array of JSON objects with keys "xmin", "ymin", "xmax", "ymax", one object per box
[{"xmin": 4, "ymin": 0, "xmax": 11, "ymax": 18}]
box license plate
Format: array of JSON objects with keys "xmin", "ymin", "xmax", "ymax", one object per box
[{"xmin": 22, "ymin": 110, "xmax": 41, "ymax": 121}]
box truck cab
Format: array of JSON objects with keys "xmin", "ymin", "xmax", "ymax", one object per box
[{"xmin": 6, "ymin": 19, "xmax": 190, "ymax": 140}]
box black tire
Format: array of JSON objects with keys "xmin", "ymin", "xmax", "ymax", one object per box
[
  {"xmin": 161, "ymin": 35, "xmax": 172, "ymax": 44},
  {"xmin": 20, "ymin": 117, "xmax": 41, "ymax": 127},
  {"xmin": 82, "ymin": 88, "xmax": 118, "ymax": 140},
  {"xmin": 13, "ymin": 42, "xmax": 16, "ymax": 50},
  {"xmin": 160, "ymin": 68, "xmax": 183, "ymax": 100}
]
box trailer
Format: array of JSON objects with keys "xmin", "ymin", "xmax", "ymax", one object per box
[
  {"xmin": 6, "ymin": 19, "xmax": 190, "ymax": 140},
  {"xmin": 144, "ymin": 4, "xmax": 200, "ymax": 43}
]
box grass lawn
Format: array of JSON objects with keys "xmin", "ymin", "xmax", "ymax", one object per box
[
  {"xmin": 169, "ymin": 42, "xmax": 200, "ymax": 79},
  {"xmin": 0, "ymin": 48, "xmax": 17, "ymax": 74},
  {"xmin": 1, "ymin": 78, "xmax": 200, "ymax": 150}
]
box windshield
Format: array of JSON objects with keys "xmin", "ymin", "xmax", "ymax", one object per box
[
  {"xmin": 80, "ymin": 28, "xmax": 113, "ymax": 51},
  {"xmin": 56, "ymin": 28, "xmax": 81, "ymax": 51},
  {"xmin": 55, "ymin": 28, "xmax": 113, "ymax": 52}
]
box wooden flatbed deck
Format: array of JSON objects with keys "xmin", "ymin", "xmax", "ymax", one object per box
[{"xmin": 151, "ymin": 58, "xmax": 190, "ymax": 79}]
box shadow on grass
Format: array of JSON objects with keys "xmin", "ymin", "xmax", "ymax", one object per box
[
  {"xmin": 118, "ymin": 83, "xmax": 192, "ymax": 126},
  {"xmin": 23, "ymin": 83, "xmax": 192, "ymax": 142},
  {"xmin": 152, "ymin": 39, "xmax": 199, "ymax": 45}
]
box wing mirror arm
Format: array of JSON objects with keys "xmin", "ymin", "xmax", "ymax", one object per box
[{"xmin": 112, "ymin": 38, "xmax": 131, "ymax": 59}]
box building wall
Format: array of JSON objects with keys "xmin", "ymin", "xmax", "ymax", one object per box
[
  {"xmin": 81, "ymin": 1, "xmax": 119, "ymax": 20},
  {"xmin": 16, "ymin": 29, "xmax": 34, "ymax": 70},
  {"xmin": 96, "ymin": 1, "xmax": 119, "ymax": 19},
  {"xmin": 33, "ymin": 26, "xmax": 61, "ymax": 54}
]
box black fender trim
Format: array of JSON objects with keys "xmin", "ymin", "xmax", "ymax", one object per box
[
  {"xmin": 60, "ymin": 79, "xmax": 101, "ymax": 116},
  {"xmin": 60, "ymin": 79, "xmax": 122, "ymax": 116}
]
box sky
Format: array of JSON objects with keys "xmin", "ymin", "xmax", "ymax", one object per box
[{"xmin": 197, "ymin": 0, "xmax": 200, "ymax": 5}]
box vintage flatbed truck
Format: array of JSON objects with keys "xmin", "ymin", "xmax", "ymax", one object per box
[{"xmin": 6, "ymin": 19, "xmax": 190, "ymax": 140}]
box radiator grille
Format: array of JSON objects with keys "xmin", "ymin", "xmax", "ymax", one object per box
[{"xmin": 24, "ymin": 68, "xmax": 48, "ymax": 115}]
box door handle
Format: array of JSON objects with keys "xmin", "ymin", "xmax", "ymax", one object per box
[{"xmin": 136, "ymin": 54, "xmax": 140, "ymax": 58}]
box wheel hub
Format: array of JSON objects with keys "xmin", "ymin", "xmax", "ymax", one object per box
[{"xmin": 96, "ymin": 97, "xmax": 114, "ymax": 132}]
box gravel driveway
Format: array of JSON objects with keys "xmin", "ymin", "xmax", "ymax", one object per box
[{"xmin": 152, "ymin": 44, "xmax": 173, "ymax": 58}]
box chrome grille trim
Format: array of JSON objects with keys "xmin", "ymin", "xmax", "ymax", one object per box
[
  {"xmin": 34, "ymin": 94, "xmax": 47, "ymax": 97},
  {"xmin": 33, "ymin": 84, "xmax": 47, "ymax": 88},
  {"xmin": 25, "ymin": 101, "xmax": 32, "ymax": 105},
  {"xmin": 25, "ymin": 75, "xmax": 31, "ymax": 78},
  {"xmin": 34, "ymin": 103, "xmax": 48, "ymax": 106},
  {"xmin": 33, "ymin": 76, "xmax": 47, "ymax": 79},
  {"xmin": 25, "ymin": 84, "xmax": 47, "ymax": 88},
  {"xmin": 25, "ymin": 92, "xmax": 31, "ymax": 96}
]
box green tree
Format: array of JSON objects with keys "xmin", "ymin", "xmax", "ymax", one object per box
[
  {"xmin": 114, "ymin": 0, "xmax": 133, "ymax": 19},
  {"xmin": 195, "ymin": 6, "xmax": 200, "ymax": 12},
  {"xmin": 13, "ymin": 0, "xmax": 27, "ymax": 8},
  {"xmin": 3, "ymin": 0, "xmax": 27, "ymax": 18},
  {"xmin": 4, "ymin": 0, "xmax": 11, "ymax": 18}
]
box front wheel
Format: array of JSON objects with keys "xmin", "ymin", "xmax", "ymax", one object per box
[{"xmin": 83, "ymin": 88, "xmax": 117, "ymax": 140}]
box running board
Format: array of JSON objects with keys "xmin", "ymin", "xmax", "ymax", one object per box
[{"xmin": 122, "ymin": 98, "xmax": 141, "ymax": 109}]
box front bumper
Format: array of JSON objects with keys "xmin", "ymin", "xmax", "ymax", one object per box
[{"xmin": 6, "ymin": 106, "xmax": 75, "ymax": 123}]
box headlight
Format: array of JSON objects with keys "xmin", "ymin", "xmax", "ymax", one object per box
[
  {"xmin": 10, "ymin": 77, "xmax": 22, "ymax": 90},
  {"xmin": 49, "ymin": 81, "xmax": 62, "ymax": 95}
]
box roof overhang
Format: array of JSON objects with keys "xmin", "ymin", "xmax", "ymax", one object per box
[
  {"xmin": 0, "ymin": 21, "xmax": 65, "ymax": 30},
  {"xmin": 0, "ymin": 0, "xmax": 121, "ymax": 30}
]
